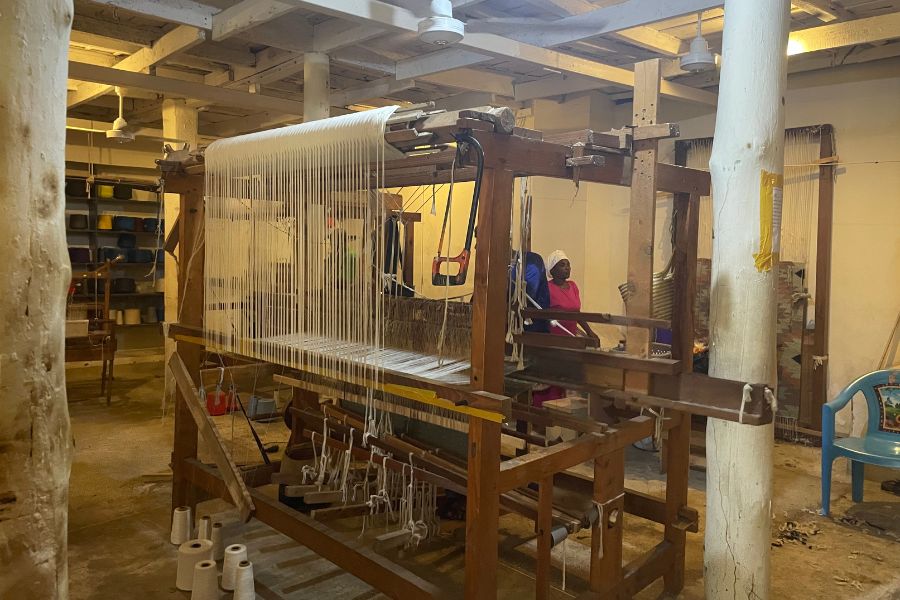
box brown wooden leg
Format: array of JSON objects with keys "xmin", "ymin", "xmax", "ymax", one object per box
[
  {"xmin": 100, "ymin": 359, "xmax": 108, "ymax": 395},
  {"xmin": 171, "ymin": 345, "xmax": 201, "ymax": 513},
  {"xmin": 663, "ymin": 413, "xmax": 690, "ymax": 595},
  {"xmin": 465, "ymin": 416, "xmax": 501, "ymax": 600},
  {"xmin": 591, "ymin": 449, "xmax": 625, "ymax": 595},
  {"xmin": 535, "ymin": 474, "xmax": 553, "ymax": 600}
]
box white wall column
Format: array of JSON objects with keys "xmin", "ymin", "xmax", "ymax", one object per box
[
  {"xmin": 0, "ymin": 1, "xmax": 74, "ymax": 597},
  {"xmin": 303, "ymin": 52, "xmax": 330, "ymax": 122},
  {"xmin": 162, "ymin": 99, "xmax": 198, "ymax": 406},
  {"xmin": 705, "ymin": 1, "xmax": 791, "ymax": 598}
]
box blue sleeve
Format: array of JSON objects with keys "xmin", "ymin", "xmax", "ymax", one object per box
[{"xmin": 525, "ymin": 263, "xmax": 542, "ymax": 298}]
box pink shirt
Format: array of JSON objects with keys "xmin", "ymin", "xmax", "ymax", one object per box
[{"xmin": 548, "ymin": 280, "xmax": 581, "ymax": 336}]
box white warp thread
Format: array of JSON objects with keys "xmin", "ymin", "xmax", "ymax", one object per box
[{"xmin": 204, "ymin": 107, "xmax": 398, "ymax": 408}]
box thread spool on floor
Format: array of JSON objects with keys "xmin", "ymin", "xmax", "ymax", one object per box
[
  {"xmin": 171, "ymin": 506, "xmax": 192, "ymax": 545},
  {"xmin": 144, "ymin": 306, "xmax": 159, "ymax": 324},
  {"xmin": 191, "ymin": 560, "xmax": 220, "ymax": 600},
  {"xmin": 222, "ymin": 544, "xmax": 248, "ymax": 591},
  {"xmin": 210, "ymin": 522, "xmax": 224, "ymax": 561},
  {"xmin": 124, "ymin": 308, "xmax": 142, "ymax": 326},
  {"xmin": 233, "ymin": 560, "xmax": 255, "ymax": 600},
  {"xmin": 176, "ymin": 539, "xmax": 213, "ymax": 590},
  {"xmin": 197, "ymin": 515, "xmax": 212, "ymax": 540}
]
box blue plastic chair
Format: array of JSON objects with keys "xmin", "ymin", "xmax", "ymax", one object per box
[{"xmin": 821, "ymin": 369, "xmax": 900, "ymax": 515}]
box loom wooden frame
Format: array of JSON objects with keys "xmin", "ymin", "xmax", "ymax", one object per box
[{"xmin": 162, "ymin": 92, "xmax": 769, "ymax": 599}]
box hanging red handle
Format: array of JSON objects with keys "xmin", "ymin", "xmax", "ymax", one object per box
[{"xmin": 432, "ymin": 249, "xmax": 471, "ymax": 286}]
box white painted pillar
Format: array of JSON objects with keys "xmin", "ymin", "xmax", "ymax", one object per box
[
  {"xmin": 303, "ymin": 52, "xmax": 330, "ymax": 122},
  {"xmin": 0, "ymin": 1, "xmax": 74, "ymax": 598},
  {"xmin": 162, "ymin": 99, "xmax": 198, "ymax": 406},
  {"xmin": 705, "ymin": 1, "xmax": 790, "ymax": 598}
]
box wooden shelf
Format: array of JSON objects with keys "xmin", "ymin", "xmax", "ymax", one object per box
[
  {"xmin": 67, "ymin": 228, "xmax": 161, "ymax": 235},
  {"xmin": 70, "ymin": 262, "xmax": 164, "ymax": 269},
  {"xmin": 72, "ymin": 292, "xmax": 163, "ymax": 300}
]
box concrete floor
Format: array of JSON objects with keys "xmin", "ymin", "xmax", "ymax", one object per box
[{"xmin": 66, "ymin": 361, "xmax": 900, "ymax": 599}]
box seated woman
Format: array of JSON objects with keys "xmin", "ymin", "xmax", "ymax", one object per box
[
  {"xmin": 546, "ymin": 250, "xmax": 599, "ymax": 344},
  {"xmin": 532, "ymin": 250, "xmax": 599, "ymax": 407}
]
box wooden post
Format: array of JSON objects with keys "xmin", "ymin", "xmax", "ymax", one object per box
[
  {"xmin": 170, "ymin": 175, "xmax": 205, "ymax": 512},
  {"xmin": 0, "ymin": 1, "xmax": 74, "ymax": 597},
  {"xmin": 625, "ymin": 59, "xmax": 661, "ymax": 393},
  {"xmin": 590, "ymin": 449, "xmax": 625, "ymax": 594},
  {"xmin": 162, "ymin": 99, "xmax": 198, "ymax": 410},
  {"xmin": 811, "ymin": 125, "xmax": 834, "ymax": 431},
  {"xmin": 661, "ymin": 190, "xmax": 699, "ymax": 594},
  {"xmin": 705, "ymin": 1, "xmax": 790, "ymax": 597},
  {"xmin": 535, "ymin": 475, "xmax": 554, "ymax": 600},
  {"xmin": 466, "ymin": 167, "xmax": 513, "ymax": 599}
]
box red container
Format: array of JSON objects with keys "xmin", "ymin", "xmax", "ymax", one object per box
[{"xmin": 206, "ymin": 389, "xmax": 233, "ymax": 416}]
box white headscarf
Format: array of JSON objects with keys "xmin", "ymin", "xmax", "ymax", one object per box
[{"xmin": 546, "ymin": 249, "xmax": 569, "ymax": 273}]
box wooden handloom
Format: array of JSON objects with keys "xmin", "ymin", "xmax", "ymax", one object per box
[{"xmin": 162, "ymin": 71, "xmax": 774, "ymax": 600}]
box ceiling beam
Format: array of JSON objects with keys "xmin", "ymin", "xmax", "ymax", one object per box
[
  {"xmin": 611, "ymin": 27, "xmax": 687, "ymax": 57},
  {"xmin": 82, "ymin": 0, "xmax": 216, "ymax": 28},
  {"xmin": 791, "ymin": 1, "xmax": 852, "ymax": 22},
  {"xmin": 418, "ymin": 68, "xmax": 515, "ymax": 97},
  {"xmin": 211, "ymin": 0, "xmax": 301, "ymax": 41},
  {"xmin": 204, "ymin": 18, "xmax": 385, "ymax": 92},
  {"xmin": 312, "ymin": 20, "xmax": 385, "ymax": 53},
  {"xmin": 68, "ymin": 26, "xmax": 207, "ymax": 108},
  {"xmin": 203, "ymin": 111, "xmax": 300, "ymax": 137},
  {"xmin": 289, "ymin": 0, "xmax": 717, "ymax": 105},
  {"xmin": 70, "ymin": 30, "xmax": 145, "ymax": 54},
  {"xmin": 68, "ymin": 61, "xmax": 306, "ymax": 114},
  {"xmin": 517, "ymin": 0, "xmax": 686, "ymax": 56},
  {"xmin": 788, "ymin": 12, "xmax": 900, "ymax": 55},
  {"xmin": 331, "ymin": 77, "xmax": 417, "ymax": 107},
  {"xmin": 395, "ymin": 0, "xmax": 722, "ymax": 83}
]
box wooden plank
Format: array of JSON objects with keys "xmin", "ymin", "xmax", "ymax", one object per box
[
  {"xmin": 811, "ymin": 125, "xmax": 834, "ymax": 431},
  {"xmin": 672, "ymin": 139, "xmax": 700, "ymax": 374},
  {"xmin": 170, "ymin": 353, "xmax": 256, "ymax": 521},
  {"xmin": 514, "ymin": 332, "xmax": 591, "ymax": 350},
  {"xmin": 543, "ymin": 128, "xmax": 624, "ymax": 149},
  {"xmin": 535, "ymin": 475, "xmax": 553, "ymax": 600},
  {"xmin": 670, "ymin": 193, "xmax": 700, "ymax": 371},
  {"xmin": 615, "ymin": 540, "xmax": 674, "ymax": 597},
  {"xmin": 465, "ymin": 417, "xmax": 502, "ymax": 600},
  {"xmin": 624, "ymin": 59, "xmax": 661, "ymax": 394},
  {"xmin": 183, "ymin": 459, "xmax": 442, "ymax": 599},
  {"xmin": 171, "ymin": 175, "xmax": 204, "ymax": 514},
  {"xmin": 663, "ymin": 413, "xmax": 691, "ymax": 594},
  {"xmin": 590, "ymin": 448, "xmax": 625, "ymax": 594},
  {"xmin": 402, "ymin": 220, "xmax": 416, "ymax": 288},
  {"xmin": 310, "ymin": 503, "xmax": 377, "ymax": 521},
  {"xmin": 527, "ymin": 345, "xmax": 681, "ymax": 375},
  {"xmin": 650, "ymin": 372, "xmax": 773, "ymax": 425},
  {"xmin": 521, "ymin": 309, "xmax": 669, "ymax": 330},
  {"xmin": 510, "ymin": 405, "xmax": 610, "ymax": 435},
  {"xmin": 471, "ymin": 167, "xmax": 514, "ymax": 391},
  {"xmin": 499, "ymin": 417, "xmax": 653, "ymax": 492}
]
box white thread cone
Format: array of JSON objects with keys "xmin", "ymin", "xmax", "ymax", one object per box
[
  {"xmin": 233, "ymin": 560, "xmax": 255, "ymax": 600},
  {"xmin": 176, "ymin": 539, "xmax": 213, "ymax": 591},
  {"xmin": 196, "ymin": 515, "xmax": 212, "ymax": 540},
  {"xmin": 221, "ymin": 544, "xmax": 248, "ymax": 591},
  {"xmin": 191, "ymin": 560, "xmax": 220, "ymax": 600},
  {"xmin": 210, "ymin": 522, "xmax": 225, "ymax": 561},
  {"xmin": 170, "ymin": 506, "xmax": 192, "ymax": 545}
]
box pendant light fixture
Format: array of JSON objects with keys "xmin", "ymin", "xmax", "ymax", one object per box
[{"xmin": 680, "ymin": 12, "xmax": 717, "ymax": 73}]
